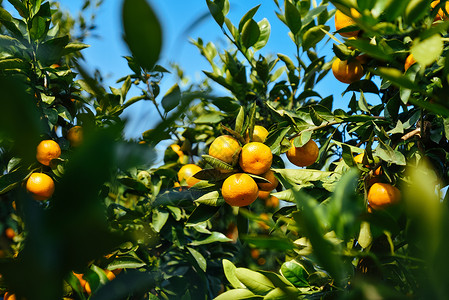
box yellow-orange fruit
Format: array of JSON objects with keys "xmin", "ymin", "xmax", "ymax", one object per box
[
  {"xmin": 208, "ymin": 135, "xmax": 241, "ymax": 166},
  {"xmin": 26, "ymin": 173, "xmax": 55, "ymax": 201},
  {"xmin": 404, "ymin": 54, "xmax": 416, "ymax": 71},
  {"xmin": 246, "ymin": 125, "xmax": 269, "ymax": 143},
  {"xmin": 367, "ymin": 183, "xmax": 401, "ymax": 210},
  {"xmin": 431, "ymin": 0, "xmax": 449, "ymax": 21},
  {"xmin": 335, "ymin": 9, "xmax": 360, "ymax": 37},
  {"xmin": 177, "ymin": 164, "xmax": 202, "ymax": 187},
  {"xmin": 287, "ymin": 139, "xmax": 319, "ymax": 167},
  {"xmin": 239, "ymin": 142, "xmax": 273, "ymax": 175},
  {"xmin": 67, "ymin": 126, "xmax": 83, "ymax": 147},
  {"xmin": 257, "ymin": 170, "xmax": 279, "ymax": 191},
  {"xmin": 221, "ymin": 173, "xmax": 259, "ymax": 207},
  {"xmin": 258, "ymin": 190, "xmax": 271, "ymax": 200},
  {"xmin": 332, "ymin": 58, "xmax": 364, "ymax": 84},
  {"xmin": 265, "ymin": 195, "xmax": 280, "ymax": 208},
  {"xmin": 36, "ymin": 140, "xmax": 61, "ymax": 166}
]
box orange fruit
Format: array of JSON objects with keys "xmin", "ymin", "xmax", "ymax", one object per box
[
  {"xmin": 5, "ymin": 228, "xmax": 15, "ymax": 239},
  {"xmin": 367, "ymin": 183, "xmax": 401, "ymax": 210},
  {"xmin": 250, "ymin": 248, "xmax": 260, "ymax": 259},
  {"xmin": 26, "ymin": 173, "xmax": 55, "ymax": 201},
  {"xmin": 11, "ymin": 200, "xmax": 16, "ymax": 211},
  {"xmin": 36, "ymin": 140, "xmax": 61, "ymax": 166},
  {"xmin": 239, "ymin": 142, "xmax": 273, "ymax": 175},
  {"xmin": 287, "ymin": 139, "xmax": 319, "ymax": 167},
  {"xmin": 332, "ymin": 58, "xmax": 364, "ymax": 84},
  {"xmin": 221, "ymin": 173, "xmax": 259, "ymax": 207},
  {"xmin": 431, "ymin": 0, "xmax": 449, "ymax": 21},
  {"xmin": 170, "ymin": 144, "xmax": 184, "ymax": 157},
  {"xmin": 73, "ymin": 272, "xmax": 89, "ymax": 293},
  {"xmin": 335, "ymin": 9, "xmax": 360, "ymax": 37},
  {"xmin": 246, "ymin": 125, "xmax": 269, "ymax": 143},
  {"xmin": 257, "ymin": 170, "xmax": 279, "ymax": 191},
  {"xmin": 258, "ymin": 190, "xmax": 271, "ymax": 200},
  {"xmin": 265, "ymin": 195, "xmax": 279, "ymax": 208},
  {"xmin": 177, "ymin": 164, "xmax": 202, "ymax": 187},
  {"xmin": 3, "ymin": 292, "xmax": 16, "ymax": 300},
  {"xmin": 208, "ymin": 135, "xmax": 241, "ymax": 166},
  {"xmin": 111, "ymin": 268, "xmax": 122, "ymax": 275},
  {"xmin": 67, "ymin": 126, "xmax": 83, "ymax": 147},
  {"xmin": 104, "ymin": 269, "xmax": 116, "ymax": 281},
  {"xmin": 404, "ymin": 54, "xmax": 416, "ymax": 71}
]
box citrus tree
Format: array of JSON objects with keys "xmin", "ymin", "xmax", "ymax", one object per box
[{"xmin": 1, "ymin": 0, "xmax": 449, "ymax": 299}]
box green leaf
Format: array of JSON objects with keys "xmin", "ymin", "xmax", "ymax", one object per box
[
  {"xmin": 194, "ymin": 191, "xmax": 225, "ymax": 206},
  {"xmin": 235, "ymin": 268, "xmax": 275, "ymax": 295},
  {"xmin": 302, "ymin": 25, "xmax": 328, "ymax": 50},
  {"xmin": 62, "ymin": 42, "xmax": 90, "ymax": 55},
  {"xmin": 0, "ymin": 168, "xmax": 30, "ymax": 194},
  {"xmin": 206, "ymin": 0, "xmax": 229, "ymax": 27},
  {"xmin": 346, "ymin": 39, "xmax": 393, "ymax": 61},
  {"xmin": 0, "ymin": 58, "xmax": 28, "ymax": 71},
  {"xmin": 405, "ymin": 0, "xmax": 431, "ymax": 24},
  {"xmin": 241, "ymin": 19, "xmax": 260, "ymax": 48},
  {"xmin": 187, "ymin": 204, "xmax": 221, "ymax": 224},
  {"xmin": 254, "ymin": 18, "xmax": 271, "ymax": 50},
  {"xmin": 214, "ymin": 289, "xmax": 261, "ymax": 300},
  {"xmin": 374, "ymin": 141, "xmax": 406, "ymax": 166},
  {"xmin": 106, "ymin": 255, "xmax": 146, "ymax": 270},
  {"xmin": 343, "ymin": 80, "xmax": 380, "ymax": 95},
  {"xmin": 373, "ymin": 67, "xmax": 417, "ymax": 90},
  {"xmin": 235, "ymin": 106, "xmax": 245, "ymax": 134},
  {"xmin": 36, "ymin": 36, "xmax": 69, "ymax": 65},
  {"xmin": 238, "ymin": 5, "xmax": 260, "ymax": 32},
  {"xmin": 280, "ymin": 261, "xmax": 309, "ymax": 287},
  {"xmin": 29, "ymin": 15, "xmax": 49, "ymax": 41},
  {"xmin": 411, "ymin": 35, "xmax": 443, "ymax": 68},
  {"xmin": 161, "ymin": 84, "xmax": 181, "ymax": 113},
  {"xmin": 7, "ymin": 0, "xmax": 28, "ymax": 18},
  {"xmin": 222, "ymin": 259, "xmax": 245, "ymax": 289},
  {"xmin": 152, "ymin": 209, "xmax": 169, "ymax": 232},
  {"xmin": 122, "ymin": 0, "xmax": 162, "ymax": 70},
  {"xmin": 202, "ymin": 155, "xmax": 234, "ymax": 171},
  {"xmin": 284, "ymin": 0, "xmax": 302, "ymax": 35},
  {"xmin": 187, "ymin": 247, "xmax": 207, "ymax": 272},
  {"xmin": 194, "ymin": 112, "xmax": 224, "ymax": 124},
  {"xmin": 263, "ymin": 287, "xmax": 301, "ymax": 299},
  {"xmin": 189, "ymin": 231, "xmax": 231, "ymax": 245},
  {"xmin": 273, "ymin": 168, "xmax": 335, "ymax": 183},
  {"xmin": 0, "ymin": 7, "xmax": 22, "ymax": 37}
]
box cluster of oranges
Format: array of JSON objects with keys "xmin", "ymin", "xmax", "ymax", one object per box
[
  {"xmin": 353, "ymin": 153, "xmax": 401, "ymax": 210},
  {"xmin": 73, "ymin": 268, "xmax": 118, "ymax": 295},
  {"xmin": 332, "ymin": 9, "xmax": 365, "ymax": 84},
  {"xmin": 25, "ymin": 126, "xmax": 83, "ymax": 201},
  {"xmin": 207, "ymin": 126, "xmax": 276, "ymax": 207},
  {"xmin": 333, "ymin": 1, "xmax": 448, "ymax": 82},
  {"xmin": 176, "ymin": 125, "xmax": 321, "ymax": 208}
]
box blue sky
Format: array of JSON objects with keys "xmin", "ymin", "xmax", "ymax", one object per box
[{"xmin": 53, "ymin": 1, "xmax": 379, "ymax": 139}]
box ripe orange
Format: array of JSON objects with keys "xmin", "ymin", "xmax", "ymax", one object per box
[
  {"xmin": 334, "ymin": 9, "xmax": 360, "ymax": 37},
  {"xmin": 3, "ymin": 292, "xmax": 16, "ymax": 300},
  {"xmin": 404, "ymin": 54, "xmax": 416, "ymax": 71},
  {"xmin": 104, "ymin": 269, "xmax": 116, "ymax": 281},
  {"xmin": 332, "ymin": 58, "xmax": 364, "ymax": 84},
  {"xmin": 258, "ymin": 190, "xmax": 271, "ymax": 200},
  {"xmin": 287, "ymin": 139, "xmax": 319, "ymax": 167},
  {"xmin": 170, "ymin": 144, "xmax": 184, "ymax": 158},
  {"xmin": 257, "ymin": 170, "xmax": 279, "ymax": 191},
  {"xmin": 5, "ymin": 228, "xmax": 15, "ymax": 239},
  {"xmin": 265, "ymin": 195, "xmax": 280, "ymax": 208},
  {"xmin": 239, "ymin": 142, "xmax": 273, "ymax": 175},
  {"xmin": 36, "ymin": 140, "xmax": 61, "ymax": 166},
  {"xmin": 26, "ymin": 173, "xmax": 55, "ymax": 201},
  {"xmin": 246, "ymin": 125, "xmax": 269, "ymax": 143},
  {"xmin": 431, "ymin": 0, "xmax": 449, "ymax": 21},
  {"xmin": 67, "ymin": 126, "xmax": 83, "ymax": 147},
  {"xmin": 221, "ymin": 173, "xmax": 259, "ymax": 207},
  {"xmin": 250, "ymin": 248, "xmax": 260, "ymax": 259},
  {"xmin": 367, "ymin": 183, "xmax": 401, "ymax": 210},
  {"xmin": 177, "ymin": 164, "xmax": 202, "ymax": 187},
  {"xmin": 208, "ymin": 135, "xmax": 241, "ymax": 166}
]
